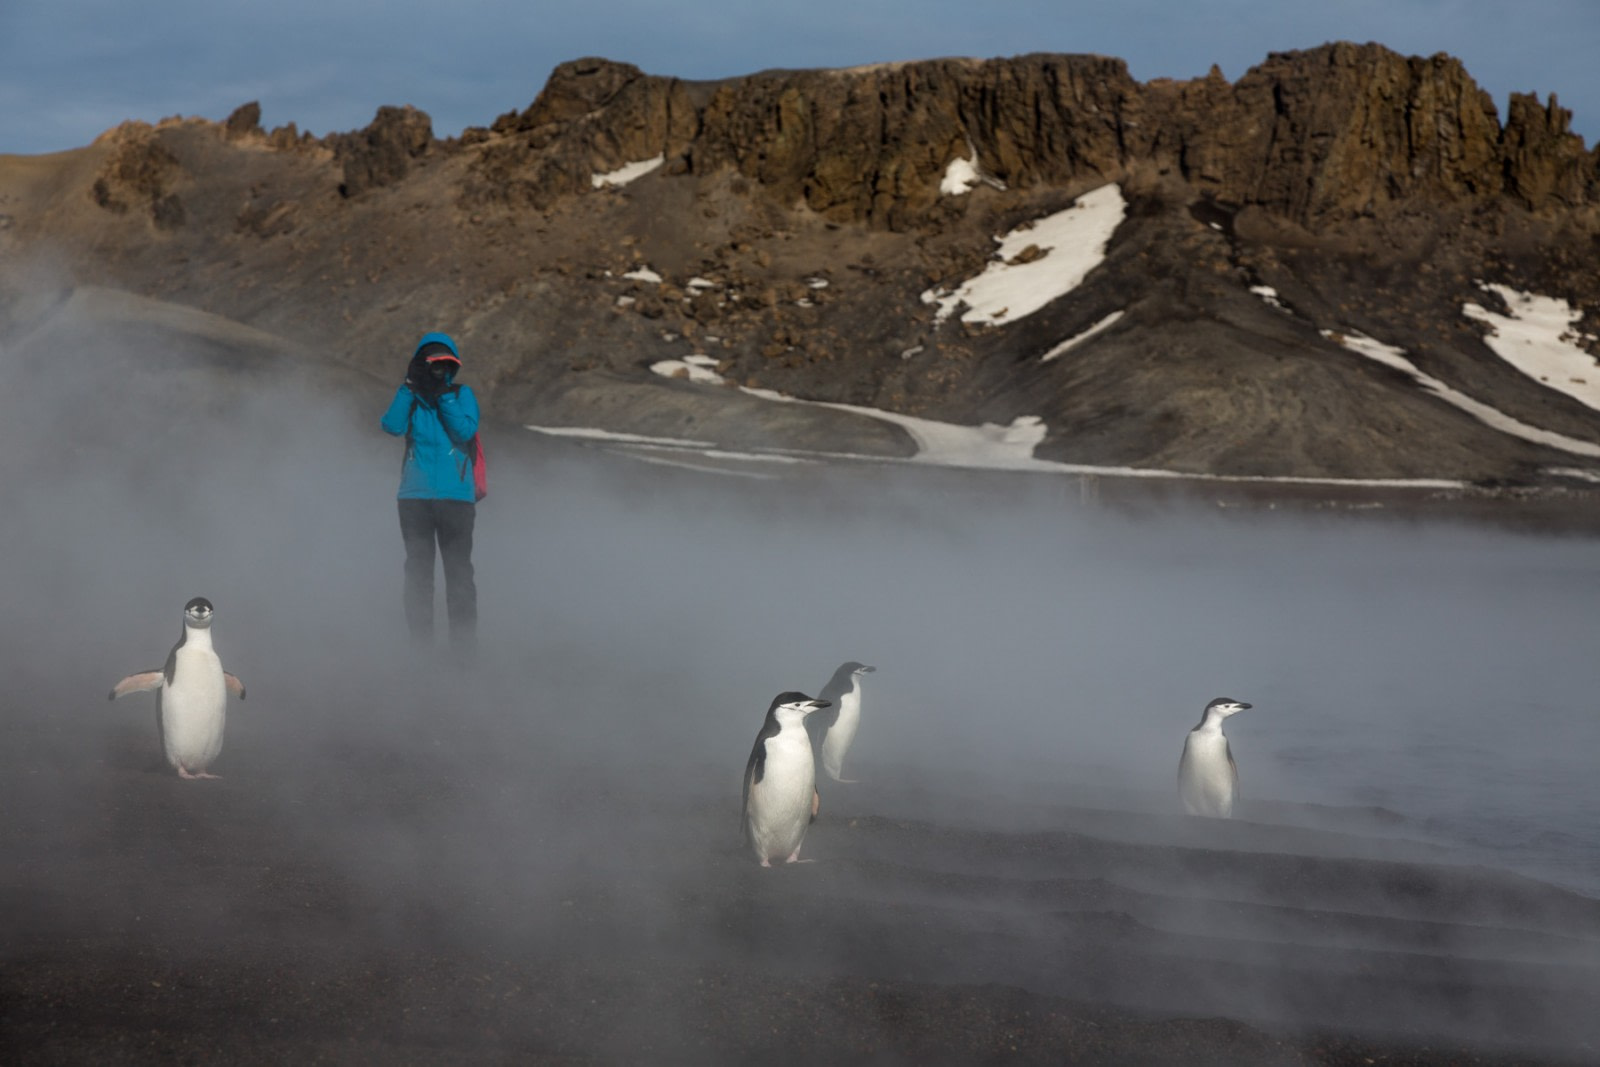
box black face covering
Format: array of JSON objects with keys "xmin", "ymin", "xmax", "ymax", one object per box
[
  {"xmin": 407, "ymin": 354, "xmax": 429, "ymax": 383},
  {"xmin": 408, "ymin": 355, "xmax": 456, "ymax": 397}
]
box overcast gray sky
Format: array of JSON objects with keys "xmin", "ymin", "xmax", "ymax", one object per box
[{"xmin": 1, "ymin": 0, "xmax": 1595, "ymax": 155}]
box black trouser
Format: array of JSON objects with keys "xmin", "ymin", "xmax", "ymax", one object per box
[{"xmin": 398, "ymin": 499, "xmax": 476, "ymax": 647}]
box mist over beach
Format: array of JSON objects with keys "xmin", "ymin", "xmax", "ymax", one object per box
[{"xmin": 2, "ymin": 304, "xmax": 1599, "ymax": 1062}]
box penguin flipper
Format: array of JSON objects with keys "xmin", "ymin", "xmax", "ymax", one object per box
[
  {"xmin": 1226, "ymin": 740, "xmax": 1239, "ymax": 805},
  {"xmin": 742, "ymin": 713, "xmax": 780, "ymax": 832},
  {"xmin": 741, "ymin": 754, "xmax": 759, "ymax": 833},
  {"xmin": 109, "ymin": 672, "xmax": 164, "ymax": 700},
  {"xmin": 807, "ymin": 704, "xmax": 841, "ymax": 739},
  {"xmin": 225, "ymin": 673, "xmax": 246, "ymax": 700}
]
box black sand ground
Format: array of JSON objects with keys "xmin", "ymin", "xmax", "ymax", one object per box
[{"xmin": 4, "ymin": 658, "xmax": 1597, "ymax": 1066}]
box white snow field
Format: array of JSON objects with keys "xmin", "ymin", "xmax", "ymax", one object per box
[
  {"xmin": 1462, "ymin": 284, "xmax": 1600, "ymax": 412},
  {"xmin": 922, "ymin": 184, "xmax": 1125, "ymax": 325}
]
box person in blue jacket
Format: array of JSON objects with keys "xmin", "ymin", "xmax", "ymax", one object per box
[{"xmin": 381, "ymin": 332, "xmax": 480, "ymax": 649}]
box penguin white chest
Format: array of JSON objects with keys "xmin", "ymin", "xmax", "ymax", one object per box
[
  {"xmin": 162, "ymin": 646, "xmax": 228, "ymax": 772},
  {"xmin": 746, "ymin": 731, "xmax": 815, "ymax": 862},
  {"xmin": 1178, "ymin": 729, "xmax": 1237, "ymax": 818},
  {"xmin": 820, "ymin": 684, "xmax": 861, "ymax": 781}
]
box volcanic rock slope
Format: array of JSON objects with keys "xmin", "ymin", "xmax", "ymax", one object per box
[{"xmin": 3, "ymin": 42, "xmax": 1598, "ymax": 482}]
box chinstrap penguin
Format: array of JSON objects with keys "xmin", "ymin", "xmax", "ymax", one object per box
[
  {"xmin": 808, "ymin": 661, "xmax": 875, "ymax": 784},
  {"xmin": 109, "ymin": 597, "xmax": 246, "ymax": 780},
  {"xmin": 1177, "ymin": 697, "xmax": 1253, "ymax": 818},
  {"xmin": 742, "ymin": 691, "xmax": 830, "ymax": 867}
]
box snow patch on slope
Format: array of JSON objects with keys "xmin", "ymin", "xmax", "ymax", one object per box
[
  {"xmin": 922, "ymin": 184, "xmax": 1125, "ymax": 325},
  {"xmin": 1041, "ymin": 310, "xmax": 1125, "ymax": 362},
  {"xmin": 591, "ymin": 155, "xmax": 665, "ymax": 189},
  {"xmin": 650, "ymin": 354, "xmax": 724, "ymax": 384},
  {"xmin": 940, "ymin": 156, "xmax": 982, "ymax": 196},
  {"xmin": 1462, "ymin": 284, "xmax": 1600, "ymax": 412},
  {"xmin": 1251, "ymin": 285, "xmax": 1287, "ymax": 310}
]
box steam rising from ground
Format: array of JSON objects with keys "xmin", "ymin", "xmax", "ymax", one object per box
[{"xmin": 3, "ymin": 290, "xmax": 1598, "ymax": 1055}]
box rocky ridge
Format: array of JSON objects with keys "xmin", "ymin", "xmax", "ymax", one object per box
[
  {"xmin": 456, "ymin": 46, "xmax": 1596, "ymax": 229},
  {"xmin": 3, "ymin": 42, "xmax": 1599, "ymax": 485}
]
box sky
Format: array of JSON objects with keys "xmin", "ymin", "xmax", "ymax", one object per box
[{"xmin": 0, "ymin": 0, "xmax": 1595, "ymax": 156}]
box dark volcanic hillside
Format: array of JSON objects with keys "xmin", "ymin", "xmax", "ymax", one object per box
[{"xmin": 3, "ymin": 42, "xmax": 1599, "ymax": 483}]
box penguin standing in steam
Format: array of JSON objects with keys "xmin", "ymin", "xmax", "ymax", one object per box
[
  {"xmin": 808, "ymin": 661, "xmax": 876, "ymax": 783},
  {"xmin": 109, "ymin": 597, "xmax": 246, "ymax": 780},
  {"xmin": 1177, "ymin": 697, "xmax": 1253, "ymax": 818},
  {"xmin": 742, "ymin": 691, "xmax": 831, "ymax": 866}
]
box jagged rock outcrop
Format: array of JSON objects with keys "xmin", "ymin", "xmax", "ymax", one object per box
[
  {"xmin": 224, "ymin": 102, "xmax": 263, "ymax": 142},
  {"xmin": 461, "ymin": 58, "xmax": 700, "ymax": 209},
  {"xmin": 89, "ymin": 122, "xmax": 187, "ymax": 229},
  {"xmin": 1502, "ymin": 91, "xmax": 1596, "ymax": 208},
  {"xmin": 326, "ymin": 104, "xmax": 434, "ymax": 197}
]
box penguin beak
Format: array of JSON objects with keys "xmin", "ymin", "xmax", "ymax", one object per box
[
  {"xmin": 807, "ymin": 700, "xmax": 832, "ymax": 712},
  {"xmin": 1237, "ymin": 702, "xmax": 1253, "ymax": 710}
]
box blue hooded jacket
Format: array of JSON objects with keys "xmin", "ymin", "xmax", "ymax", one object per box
[{"xmin": 380, "ymin": 333, "xmax": 481, "ymax": 502}]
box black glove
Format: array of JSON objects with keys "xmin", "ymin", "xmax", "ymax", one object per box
[{"xmin": 406, "ymin": 356, "xmax": 444, "ymax": 400}]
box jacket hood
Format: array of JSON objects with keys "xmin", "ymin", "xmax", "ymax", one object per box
[{"xmin": 414, "ymin": 332, "xmax": 461, "ymax": 363}]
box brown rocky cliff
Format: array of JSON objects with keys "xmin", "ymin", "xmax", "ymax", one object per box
[
  {"xmin": 694, "ymin": 55, "xmax": 1139, "ymax": 229},
  {"xmin": 463, "ymin": 54, "xmax": 1142, "ymax": 228},
  {"xmin": 444, "ymin": 43, "xmax": 1594, "ymax": 229},
  {"xmin": 81, "ymin": 44, "xmax": 1595, "ymax": 235},
  {"xmin": 1220, "ymin": 45, "xmax": 1508, "ymax": 217}
]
